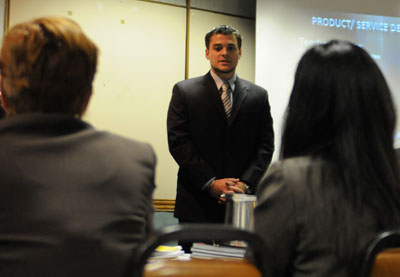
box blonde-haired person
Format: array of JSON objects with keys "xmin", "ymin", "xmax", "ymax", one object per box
[{"xmin": 0, "ymin": 17, "xmax": 156, "ymax": 277}]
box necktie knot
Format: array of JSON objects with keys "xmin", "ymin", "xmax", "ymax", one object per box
[{"xmin": 221, "ymin": 82, "xmax": 229, "ymax": 93}]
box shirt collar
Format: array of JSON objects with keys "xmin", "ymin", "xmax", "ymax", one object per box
[{"xmin": 210, "ymin": 70, "xmax": 237, "ymax": 92}]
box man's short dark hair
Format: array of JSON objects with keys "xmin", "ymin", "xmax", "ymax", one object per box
[{"xmin": 205, "ymin": 25, "xmax": 242, "ymax": 49}]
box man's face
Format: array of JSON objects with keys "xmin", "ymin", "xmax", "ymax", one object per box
[{"xmin": 206, "ymin": 34, "xmax": 241, "ymax": 79}]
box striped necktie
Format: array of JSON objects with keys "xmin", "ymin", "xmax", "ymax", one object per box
[{"xmin": 221, "ymin": 82, "xmax": 232, "ymax": 119}]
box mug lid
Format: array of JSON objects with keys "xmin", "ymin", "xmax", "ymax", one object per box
[{"xmin": 224, "ymin": 193, "xmax": 256, "ymax": 202}]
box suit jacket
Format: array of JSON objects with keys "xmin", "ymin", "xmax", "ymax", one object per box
[
  {"xmin": 167, "ymin": 72, "xmax": 274, "ymax": 222},
  {"xmin": 395, "ymin": 147, "xmax": 400, "ymax": 159},
  {"xmin": 0, "ymin": 113, "xmax": 156, "ymax": 277},
  {"xmin": 255, "ymin": 157, "xmax": 380, "ymax": 277}
]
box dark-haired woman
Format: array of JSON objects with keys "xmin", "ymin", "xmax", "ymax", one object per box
[{"xmin": 254, "ymin": 40, "xmax": 400, "ymax": 277}]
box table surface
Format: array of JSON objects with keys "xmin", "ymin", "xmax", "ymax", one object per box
[
  {"xmin": 144, "ymin": 257, "xmax": 261, "ymax": 277},
  {"xmin": 372, "ymin": 248, "xmax": 400, "ymax": 277}
]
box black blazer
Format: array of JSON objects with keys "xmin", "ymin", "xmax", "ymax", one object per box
[{"xmin": 167, "ymin": 72, "xmax": 274, "ymax": 222}]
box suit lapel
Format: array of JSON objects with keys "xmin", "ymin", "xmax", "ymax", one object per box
[
  {"xmin": 229, "ymin": 77, "xmax": 248, "ymax": 125},
  {"xmin": 203, "ymin": 73, "xmax": 228, "ymax": 121}
]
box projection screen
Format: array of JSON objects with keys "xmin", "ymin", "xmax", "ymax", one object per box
[{"xmin": 256, "ymin": 0, "xmax": 400, "ymax": 159}]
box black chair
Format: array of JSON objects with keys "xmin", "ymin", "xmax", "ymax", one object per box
[
  {"xmin": 360, "ymin": 230, "xmax": 400, "ymax": 277},
  {"xmin": 124, "ymin": 223, "xmax": 274, "ymax": 277}
]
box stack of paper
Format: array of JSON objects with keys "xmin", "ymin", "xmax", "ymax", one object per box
[
  {"xmin": 190, "ymin": 242, "xmax": 246, "ymax": 259},
  {"xmin": 150, "ymin": 245, "xmax": 185, "ymax": 258}
]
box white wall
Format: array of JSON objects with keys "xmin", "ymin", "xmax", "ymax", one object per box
[{"xmin": 8, "ymin": 0, "xmax": 255, "ymax": 199}]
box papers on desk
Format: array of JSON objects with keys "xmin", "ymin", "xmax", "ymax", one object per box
[
  {"xmin": 190, "ymin": 242, "xmax": 246, "ymax": 259},
  {"xmin": 151, "ymin": 245, "xmax": 185, "ymax": 259}
]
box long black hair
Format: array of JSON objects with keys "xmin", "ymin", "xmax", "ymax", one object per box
[{"xmin": 281, "ymin": 40, "xmax": 400, "ymax": 270}]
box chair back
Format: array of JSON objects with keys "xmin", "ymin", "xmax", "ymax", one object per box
[
  {"xmin": 124, "ymin": 223, "xmax": 274, "ymax": 277},
  {"xmin": 361, "ymin": 230, "xmax": 400, "ymax": 277}
]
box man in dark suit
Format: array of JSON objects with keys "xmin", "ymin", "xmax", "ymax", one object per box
[
  {"xmin": 167, "ymin": 25, "xmax": 274, "ymax": 228},
  {"xmin": 0, "ymin": 17, "xmax": 155, "ymax": 277}
]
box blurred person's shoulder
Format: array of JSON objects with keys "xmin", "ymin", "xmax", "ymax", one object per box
[
  {"xmin": 266, "ymin": 156, "xmax": 329, "ymax": 190},
  {"xmin": 98, "ymin": 130, "xmax": 156, "ymax": 160}
]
